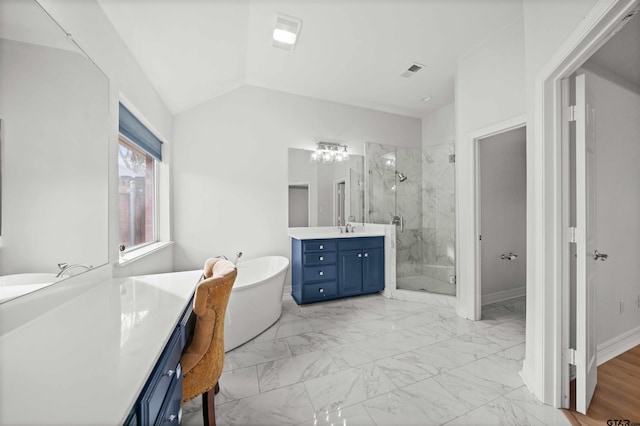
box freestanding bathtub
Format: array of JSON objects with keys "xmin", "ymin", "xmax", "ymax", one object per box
[{"xmin": 224, "ymin": 256, "xmax": 290, "ymax": 351}]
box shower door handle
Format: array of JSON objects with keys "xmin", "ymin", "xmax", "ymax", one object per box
[{"xmin": 391, "ymin": 215, "xmax": 404, "ymax": 233}]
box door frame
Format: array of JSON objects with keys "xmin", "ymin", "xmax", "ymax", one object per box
[
  {"xmin": 523, "ymin": 0, "xmax": 639, "ymax": 408},
  {"xmin": 333, "ymin": 179, "xmax": 346, "ymax": 226},
  {"xmin": 461, "ymin": 116, "xmax": 527, "ymax": 321}
]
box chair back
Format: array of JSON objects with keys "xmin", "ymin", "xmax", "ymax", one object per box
[{"xmin": 181, "ymin": 259, "xmax": 237, "ymax": 403}]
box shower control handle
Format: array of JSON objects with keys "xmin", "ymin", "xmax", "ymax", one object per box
[
  {"xmin": 391, "ymin": 215, "xmax": 404, "ymax": 233},
  {"xmin": 593, "ymin": 250, "xmax": 608, "ymax": 261}
]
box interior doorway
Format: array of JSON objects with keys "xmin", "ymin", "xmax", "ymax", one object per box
[
  {"xmin": 562, "ymin": 10, "xmax": 640, "ymax": 414},
  {"xmin": 477, "ymin": 126, "xmax": 527, "ymax": 312},
  {"xmin": 288, "ymin": 183, "xmax": 309, "ymax": 227}
]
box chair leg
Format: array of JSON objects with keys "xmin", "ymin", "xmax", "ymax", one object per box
[{"xmin": 202, "ymin": 383, "xmax": 218, "ymax": 426}]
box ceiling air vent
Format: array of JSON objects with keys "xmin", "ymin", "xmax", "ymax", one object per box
[{"xmin": 400, "ymin": 62, "xmax": 425, "ymax": 78}]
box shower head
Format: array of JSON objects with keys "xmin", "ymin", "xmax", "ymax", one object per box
[{"xmin": 396, "ymin": 172, "xmax": 407, "ymax": 182}]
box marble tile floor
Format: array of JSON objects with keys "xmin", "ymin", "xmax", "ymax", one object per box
[{"xmin": 182, "ymin": 295, "xmax": 568, "ymax": 426}]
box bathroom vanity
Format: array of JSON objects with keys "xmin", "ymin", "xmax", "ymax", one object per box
[
  {"xmin": 0, "ymin": 270, "xmax": 202, "ymax": 425},
  {"xmin": 290, "ymin": 227, "xmax": 385, "ymax": 304}
]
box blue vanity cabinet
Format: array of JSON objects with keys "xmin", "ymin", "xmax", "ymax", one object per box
[
  {"xmin": 127, "ymin": 295, "xmax": 194, "ymax": 425},
  {"xmin": 338, "ymin": 237, "xmax": 384, "ymax": 296},
  {"xmin": 338, "ymin": 250, "xmax": 364, "ymax": 296},
  {"xmin": 291, "ymin": 236, "xmax": 384, "ymax": 304},
  {"xmin": 291, "ymin": 238, "xmax": 338, "ymax": 304}
]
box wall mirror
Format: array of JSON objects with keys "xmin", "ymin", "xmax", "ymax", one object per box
[
  {"xmin": 288, "ymin": 148, "xmax": 364, "ymax": 227},
  {"xmin": 0, "ymin": 0, "xmax": 109, "ymax": 304}
]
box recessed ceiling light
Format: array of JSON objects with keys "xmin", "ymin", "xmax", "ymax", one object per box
[
  {"xmin": 272, "ymin": 14, "xmax": 302, "ymax": 51},
  {"xmin": 421, "ymin": 96, "xmax": 432, "ymax": 103}
]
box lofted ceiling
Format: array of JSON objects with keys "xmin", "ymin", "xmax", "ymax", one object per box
[{"xmin": 97, "ymin": 0, "xmax": 524, "ymax": 117}]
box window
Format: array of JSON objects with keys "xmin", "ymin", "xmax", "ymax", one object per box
[{"xmin": 118, "ymin": 102, "xmax": 163, "ymax": 252}]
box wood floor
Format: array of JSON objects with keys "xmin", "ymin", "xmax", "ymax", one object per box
[{"xmin": 563, "ymin": 345, "xmax": 640, "ymax": 425}]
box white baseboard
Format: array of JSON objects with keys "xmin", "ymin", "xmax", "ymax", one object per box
[
  {"xmin": 597, "ymin": 325, "xmax": 640, "ymax": 365},
  {"xmin": 482, "ymin": 286, "xmax": 526, "ymax": 305}
]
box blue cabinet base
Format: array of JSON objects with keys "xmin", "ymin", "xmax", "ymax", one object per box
[{"xmin": 291, "ymin": 236, "xmax": 384, "ymax": 305}]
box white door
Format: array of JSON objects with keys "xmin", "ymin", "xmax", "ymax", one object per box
[{"xmin": 575, "ymin": 72, "xmax": 599, "ymax": 414}]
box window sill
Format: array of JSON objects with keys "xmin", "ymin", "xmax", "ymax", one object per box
[{"xmin": 117, "ymin": 241, "xmax": 174, "ymax": 266}]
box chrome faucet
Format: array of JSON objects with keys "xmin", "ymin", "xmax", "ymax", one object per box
[
  {"xmin": 233, "ymin": 252, "xmax": 243, "ymax": 265},
  {"xmin": 345, "ymin": 223, "xmax": 353, "ymax": 233},
  {"xmin": 215, "ymin": 255, "xmax": 229, "ymax": 260},
  {"xmin": 56, "ymin": 263, "xmax": 92, "ymax": 278}
]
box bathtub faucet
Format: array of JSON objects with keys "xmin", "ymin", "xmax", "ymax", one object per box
[
  {"xmin": 233, "ymin": 252, "xmax": 243, "ymax": 265},
  {"xmin": 56, "ymin": 263, "xmax": 92, "ymax": 278}
]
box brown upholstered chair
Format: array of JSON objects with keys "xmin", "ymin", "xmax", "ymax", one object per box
[{"xmin": 181, "ymin": 258, "xmax": 237, "ymax": 426}]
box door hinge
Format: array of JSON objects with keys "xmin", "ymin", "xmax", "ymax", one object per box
[
  {"xmin": 568, "ymin": 348, "xmax": 576, "ymax": 365},
  {"xmin": 568, "ymin": 227, "xmax": 577, "ymax": 243},
  {"xmin": 568, "ymin": 105, "xmax": 576, "ymax": 122}
]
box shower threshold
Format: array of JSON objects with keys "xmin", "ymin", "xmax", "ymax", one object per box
[{"xmin": 397, "ymin": 274, "xmax": 456, "ymax": 296}]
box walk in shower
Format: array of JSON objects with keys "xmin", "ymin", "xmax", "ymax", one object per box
[{"xmin": 365, "ymin": 141, "xmax": 456, "ymax": 296}]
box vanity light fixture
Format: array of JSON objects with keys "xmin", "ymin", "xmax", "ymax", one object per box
[
  {"xmin": 310, "ymin": 141, "xmax": 349, "ymax": 163},
  {"xmin": 272, "ymin": 14, "xmax": 302, "ymax": 50}
]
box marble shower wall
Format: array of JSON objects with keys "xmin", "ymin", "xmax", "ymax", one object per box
[
  {"xmin": 365, "ymin": 143, "xmax": 423, "ymax": 278},
  {"xmin": 422, "ymin": 140, "xmax": 456, "ymax": 272}
]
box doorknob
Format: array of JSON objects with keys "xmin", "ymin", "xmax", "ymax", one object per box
[{"xmin": 593, "ymin": 250, "xmax": 608, "ymax": 261}]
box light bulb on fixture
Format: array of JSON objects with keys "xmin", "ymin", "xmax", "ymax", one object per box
[{"xmin": 309, "ymin": 141, "xmax": 349, "ymax": 163}]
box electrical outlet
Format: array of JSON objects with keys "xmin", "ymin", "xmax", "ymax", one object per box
[{"xmin": 449, "ymin": 275, "xmax": 456, "ymax": 284}]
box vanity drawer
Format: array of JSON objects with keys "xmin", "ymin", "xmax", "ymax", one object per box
[
  {"xmin": 140, "ymin": 330, "xmax": 182, "ymax": 426},
  {"xmin": 303, "ymin": 240, "xmax": 337, "ymax": 253},
  {"xmin": 303, "ymin": 265, "xmax": 336, "ymax": 282},
  {"xmin": 338, "ymin": 237, "xmax": 384, "ymax": 251},
  {"xmin": 302, "ymin": 281, "xmax": 338, "ymax": 300},
  {"xmin": 303, "ymin": 252, "xmax": 336, "ymax": 266},
  {"xmin": 156, "ymin": 373, "xmax": 182, "ymax": 426}
]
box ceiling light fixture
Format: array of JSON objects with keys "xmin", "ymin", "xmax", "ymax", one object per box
[
  {"xmin": 310, "ymin": 141, "xmax": 349, "ymax": 163},
  {"xmin": 272, "ymin": 14, "xmax": 302, "ymax": 51}
]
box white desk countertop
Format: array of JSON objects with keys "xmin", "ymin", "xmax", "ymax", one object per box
[{"xmin": 0, "ymin": 270, "xmax": 202, "ymax": 425}]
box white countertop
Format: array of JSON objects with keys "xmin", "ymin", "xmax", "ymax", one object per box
[
  {"xmin": 0, "ymin": 269, "xmax": 202, "ymax": 425},
  {"xmin": 288, "ymin": 225, "xmax": 385, "ymax": 240}
]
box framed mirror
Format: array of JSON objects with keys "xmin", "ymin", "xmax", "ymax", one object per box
[
  {"xmin": 0, "ymin": 0, "xmax": 109, "ymax": 303},
  {"xmin": 288, "ymin": 148, "xmax": 364, "ymax": 227}
]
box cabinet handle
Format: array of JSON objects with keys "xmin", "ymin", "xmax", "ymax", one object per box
[
  {"xmin": 364, "ymin": 253, "xmax": 368, "ymax": 258},
  {"xmin": 358, "ymin": 253, "xmax": 362, "ymax": 258},
  {"xmin": 319, "ymin": 288, "xmax": 324, "ymax": 293},
  {"xmin": 164, "ymin": 369, "xmax": 175, "ymax": 378},
  {"xmin": 319, "ymin": 256, "xmax": 324, "ymax": 261},
  {"xmin": 319, "ymin": 271, "xmax": 324, "ymax": 276},
  {"xmin": 167, "ymin": 414, "xmax": 177, "ymax": 422},
  {"xmin": 319, "ymin": 245, "xmax": 324, "ymax": 250}
]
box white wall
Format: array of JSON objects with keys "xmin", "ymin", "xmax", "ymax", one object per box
[
  {"xmin": 422, "ymin": 102, "xmax": 454, "ymax": 147},
  {"xmin": 172, "ymin": 85, "xmax": 421, "ymax": 284},
  {"xmin": 455, "ymin": 17, "xmax": 526, "ymax": 319},
  {"xmin": 479, "ymin": 127, "xmax": 527, "ymax": 304},
  {"xmin": 581, "ymin": 68, "xmax": 640, "ymax": 347},
  {"xmin": 37, "ymin": 0, "xmax": 175, "ymax": 276}
]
